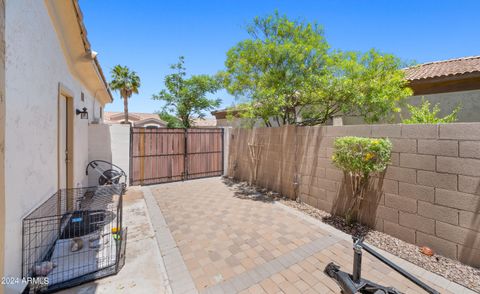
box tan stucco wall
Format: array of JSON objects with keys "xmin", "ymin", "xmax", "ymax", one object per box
[
  {"xmin": 402, "ymin": 89, "xmax": 480, "ymax": 122},
  {"xmin": 342, "ymin": 89, "xmax": 480, "ymax": 125},
  {"xmin": 4, "ymin": 0, "xmax": 104, "ymax": 284},
  {"xmin": 216, "ymin": 117, "xmax": 279, "ymax": 128},
  {"xmin": 215, "ymin": 118, "xmax": 237, "ymax": 128},
  {"xmin": 88, "ymin": 124, "xmax": 130, "ymax": 186},
  {"xmin": 0, "ymin": 0, "xmax": 5, "ymax": 293}
]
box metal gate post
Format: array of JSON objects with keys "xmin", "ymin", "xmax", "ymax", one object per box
[
  {"xmin": 183, "ymin": 128, "xmax": 188, "ymax": 181},
  {"xmin": 221, "ymin": 128, "xmax": 225, "ymax": 175},
  {"xmin": 139, "ymin": 128, "xmax": 145, "ymax": 185},
  {"xmin": 129, "ymin": 127, "xmax": 133, "ymax": 186}
]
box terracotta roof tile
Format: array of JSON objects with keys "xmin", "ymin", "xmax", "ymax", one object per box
[
  {"xmin": 105, "ymin": 112, "xmax": 216, "ymax": 127},
  {"xmin": 405, "ymin": 55, "xmax": 480, "ymax": 81}
]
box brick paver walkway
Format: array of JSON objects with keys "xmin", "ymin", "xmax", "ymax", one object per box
[{"xmin": 148, "ymin": 177, "xmax": 471, "ymax": 294}]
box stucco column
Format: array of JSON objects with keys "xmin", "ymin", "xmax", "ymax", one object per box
[
  {"xmin": 222, "ymin": 127, "xmax": 232, "ymax": 176},
  {"xmin": 0, "ymin": 0, "xmax": 6, "ymax": 292}
]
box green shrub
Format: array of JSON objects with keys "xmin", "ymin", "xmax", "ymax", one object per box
[
  {"xmin": 331, "ymin": 136, "xmax": 392, "ymax": 224},
  {"xmin": 402, "ymin": 98, "xmax": 461, "ymax": 124},
  {"xmin": 332, "ymin": 137, "xmax": 392, "ymax": 176}
]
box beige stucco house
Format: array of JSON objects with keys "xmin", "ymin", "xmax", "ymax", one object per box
[
  {"xmin": 104, "ymin": 111, "xmax": 167, "ymax": 128},
  {"xmin": 402, "ymin": 55, "xmax": 480, "ymax": 122},
  {"xmin": 340, "ymin": 56, "xmax": 480, "ymax": 125},
  {"xmin": 0, "ymin": 1, "xmax": 113, "ymax": 292},
  {"xmin": 104, "ymin": 111, "xmax": 218, "ymax": 128},
  {"xmin": 192, "ymin": 117, "xmax": 217, "ymax": 128}
]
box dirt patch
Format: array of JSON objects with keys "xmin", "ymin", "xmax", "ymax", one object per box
[{"xmin": 224, "ymin": 178, "xmax": 480, "ymax": 292}]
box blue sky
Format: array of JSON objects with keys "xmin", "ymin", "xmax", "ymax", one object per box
[{"xmin": 80, "ymin": 0, "xmax": 480, "ymax": 116}]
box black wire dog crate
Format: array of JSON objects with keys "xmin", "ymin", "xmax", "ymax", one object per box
[{"xmin": 22, "ymin": 184, "xmax": 127, "ymax": 293}]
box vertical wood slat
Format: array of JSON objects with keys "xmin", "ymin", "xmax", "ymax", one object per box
[
  {"xmin": 130, "ymin": 127, "xmax": 224, "ymax": 185},
  {"xmin": 186, "ymin": 128, "xmax": 223, "ymax": 180},
  {"xmin": 139, "ymin": 129, "xmax": 145, "ymax": 185}
]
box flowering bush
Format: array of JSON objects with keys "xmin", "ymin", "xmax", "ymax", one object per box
[
  {"xmin": 332, "ymin": 137, "xmax": 392, "ymax": 176},
  {"xmin": 331, "ymin": 136, "xmax": 392, "ymax": 224}
]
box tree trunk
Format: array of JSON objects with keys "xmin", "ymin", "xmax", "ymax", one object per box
[
  {"xmin": 345, "ymin": 173, "xmax": 368, "ymax": 225},
  {"xmin": 183, "ymin": 116, "xmax": 190, "ymax": 129},
  {"xmin": 123, "ymin": 95, "xmax": 129, "ymax": 125}
]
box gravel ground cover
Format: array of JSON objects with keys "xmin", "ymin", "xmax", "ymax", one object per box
[{"xmin": 226, "ymin": 179, "xmax": 480, "ymax": 292}]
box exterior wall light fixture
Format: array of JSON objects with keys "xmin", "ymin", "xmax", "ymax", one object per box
[{"xmin": 76, "ymin": 107, "xmax": 89, "ymax": 119}]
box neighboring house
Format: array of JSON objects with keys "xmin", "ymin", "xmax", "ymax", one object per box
[
  {"xmin": 212, "ymin": 108, "xmax": 287, "ymax": 128},
  {"xmin": 104, "ymin": 111, "xmax": 167, "ymax": 128},
  {"xmin": 192, "ymin": 117, "xmax": 217, "ymax": 128},
  {"xmin": 211, "ymin": 109, "xmax": 244, "ymax": 127},
  {"xmin": 344, "ymin": 55, "xmax": 480, "ymax": 124},
  {"xmin": 105, "ymin": 111, "xmax": 215, "ymax": 128},
  {"xmin": 402, "ymin": 55, "xmax": 480, "ymax": 122},
  {"xmin": 213, "ymin": 56, "xmax": 480, "ymax": 126},
  {"xmin": 0, "ymin": 1, "xmax": 112, "ymax": 292}
]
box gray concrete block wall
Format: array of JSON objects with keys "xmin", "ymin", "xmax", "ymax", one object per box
[{"xmin": 227, "ymin": 123, "xmax": 480, "ymax": 267}]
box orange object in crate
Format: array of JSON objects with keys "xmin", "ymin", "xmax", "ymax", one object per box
[{"xmin": 420, "ymin": 246, "xmax": 434, "ymax": 256}]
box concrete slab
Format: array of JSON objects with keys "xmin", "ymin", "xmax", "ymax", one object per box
[{"xmin": 58, "ymin": 187, "xmax": 170, "ymax": 294}]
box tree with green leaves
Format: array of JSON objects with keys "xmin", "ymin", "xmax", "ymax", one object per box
[
  {"xmin": 153, "ymin": 56, "xmax": 221, "ymax": 128},
  {"xmin": 221, "ymin": 11, "xmax": 329, "ymax": 126},
  {"xmin": 157, "ymin": 111, "xmax": 184, "ymax": 128},
  {"xmin": 109, "ymin": 65, "xmax": 141, "ymax": 124},
  {"xmin": 221, "ymin": 12, "xmax": 412, "ymax": 126},
  {"xmin": 301, "ymin": 50, "xmax": 413, "ymax": 125},
  {"xmin": 402, "ymin": 98, "xmax": 461, "ymax": 124}
]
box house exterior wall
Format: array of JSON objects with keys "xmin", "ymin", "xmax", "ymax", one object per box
[
  {"xmin": 4, "ymin": 0, "xmax": 103, "ymax": 282},
  {"xmin": 216, "ymin": 118, "xmax": 243, "ymax": 128},
  {"xmin": 341, "ymin": 89, "xmax": 480, "ymax": 125},
  {"xmin": 402, "ymin": 89, "xmax": 480, "ymax": 122},
  {"xmin": 135, "ymin": 122, "xmax": 164, "ymax": 128},
  {"xmin": 228, "ymin": 123, "xmax": 480, "ymax": 267},
  {"xmin": 216, "ymin": 117, "xmax": 280, "ymax": 128}
]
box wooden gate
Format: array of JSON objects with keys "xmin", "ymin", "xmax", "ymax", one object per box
[{"xmin": 130, "ymin": 128, "xmax": 224, "ymax": 185}]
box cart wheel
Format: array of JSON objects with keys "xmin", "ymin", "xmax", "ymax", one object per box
[{"xmin": 99, "ymin": 169, "xmax": 121, "ymax": 185}]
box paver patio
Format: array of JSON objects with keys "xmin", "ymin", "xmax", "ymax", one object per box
[{"xmin": 146, "ymin": 177, "xmax": 473, "ymax": 294}]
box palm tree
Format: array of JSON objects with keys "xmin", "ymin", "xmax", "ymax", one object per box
[{"xmin": 109, "ymin": 65, "xmax": 141, "ymax": 124}]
